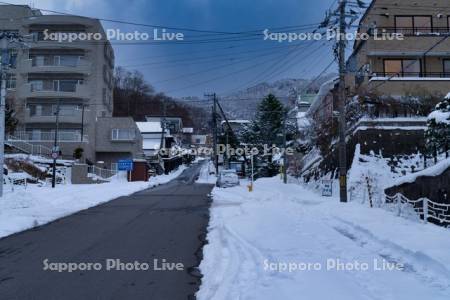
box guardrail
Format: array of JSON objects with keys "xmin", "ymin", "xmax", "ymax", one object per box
[{"xmin": 385, "ymin": 193, "xmax": 450, "ymax": 226}]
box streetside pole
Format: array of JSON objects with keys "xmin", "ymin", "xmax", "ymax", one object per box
[
  {"xmin": 212, "ymin": 93, "xmax": 218, "ymax": 175},
  {"xmin": 282, "ymin": 111, "xmax": 287, "ymax": 184},
  {"xmin": 338, "ymin": 0, "xmax": 348, "ymax": 202},
  {"xmin": 51, "ymin": 99, "xmax": 61, "ymax": 188},
  {"xmin": 0, "ymin": 38, "xmax": 7, "ymax": 197}
]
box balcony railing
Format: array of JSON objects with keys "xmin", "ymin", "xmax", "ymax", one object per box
[
  {"xmin": 19, "ymin": 83, "xmax": 89, "ymax": 98},
  {"xmin": 25, "ymin": 109, "xmax": 83, "ymax": 124},
  {"xmin": 371, "ymin": 72, "xmax": 450, "ymax": 78},
  {"xmin": 13, "ymin": 131, "xmax": 88, "ymax": 142},
  {"xmin": 19, "ymin": 58, "xmax": 91, "ymax": 73},
  {"xmin": 369, "ymin": 27, "xmax": 450, "ymax": 36}
]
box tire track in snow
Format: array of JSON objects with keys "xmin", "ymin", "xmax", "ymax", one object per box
[{"xmin": 331, "ymin": 217, "xmax": 450, "ymax": 290}]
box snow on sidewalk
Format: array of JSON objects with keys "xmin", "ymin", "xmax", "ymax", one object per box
[
  {"xmin": 0, "ymin": 165, "xmax": 187, "ymax": 239},
  {"xmin": 197, "ymin": 177, "xmax": 450, "ymax": 300}
]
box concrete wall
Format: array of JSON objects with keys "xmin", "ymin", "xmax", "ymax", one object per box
[{"xmin": 71, "ymin": 164, "xmax": 97, "ymax": 184}]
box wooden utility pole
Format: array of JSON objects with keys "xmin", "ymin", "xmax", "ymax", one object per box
[
  {"xmin": 337, "ymin": 0, "xmax": 348, "ymax": 202},
  {"xmin": 206, "ymin": 93, "xmax": 219, "ymax": 174},
  {"xmin": 282, "ymin": 111, "xmax": 287, "ymax": 184}
]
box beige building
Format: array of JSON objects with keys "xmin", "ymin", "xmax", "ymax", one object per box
[
  {"xmin": 1, "ymin": 5, "xmax": 142, "ymax": 166},
  {"xmin": 348, "ymin": 0, "xmax": 450, "ymax": 99}
]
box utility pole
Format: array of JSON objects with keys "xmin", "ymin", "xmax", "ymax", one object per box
[
  {"xmin": 225, "ymin": 128, "xmax": 230, "ymax": 169},
  {"xmin": 282, "ymin": 111, "xmax": 287, "ymax": 184},
  {"xmin": 0, "ymin": 38, "xmax": 7, "ymax": 197},
  {"xmin": 337, "ymin": 0, "xmax": 348, "ymax": 202},
  {"xmin": 207, "ymin": 93, "xmax": 219, "ymax": 174},
  {"xmin": 159, "ymin": 98, "xmax": 167, "ymax": 153},
  {"xmin": 80, "ymin": 104, "xmax": 86, "ymax": 142},
  {"xmin": 51, "ymin": 99, "xmax": 61, "ymax": 188}
]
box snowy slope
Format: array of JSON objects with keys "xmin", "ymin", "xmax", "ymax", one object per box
[{"xmin": 198, "ymin": 177, "xmax": 450, "ymax": 300}]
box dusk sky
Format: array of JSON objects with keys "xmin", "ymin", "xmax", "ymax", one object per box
[{"xmin": 7, "ymin": 0, "xmax": 341, "ymax": 97}]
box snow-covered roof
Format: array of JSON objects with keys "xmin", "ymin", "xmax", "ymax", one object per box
[
  {"xmin": 220, "ymin": 120, "xmax": 250, "ymax": 125},
  {"xmin": 143, "ymin": 138, "xmax": 161, "ymax": 150},
  {"xmin": 136, "ymin": 121, "xmax": 162, "ymax": 133},
  {"xmin": 307, "ymin": 77, "xmax": 339, "ymax": 116},
  {"xmin": 388, "ymin": 158, "xmax": 450, "ymax": 188}
]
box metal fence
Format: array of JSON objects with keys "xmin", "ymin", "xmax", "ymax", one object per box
[{"xmin": 87, "ymin": 165, "xmax": 117, "ymax": 180}]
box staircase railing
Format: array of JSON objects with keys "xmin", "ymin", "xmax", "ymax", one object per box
[{"xmin": 5, "ymin": 135, "xmax": 52, "ymax": 157}]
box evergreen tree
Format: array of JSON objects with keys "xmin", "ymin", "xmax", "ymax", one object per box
[
  {"xmin": 425, "ymin": 95, "xmax": 450, "ymax": 159},
  {"xmin": 244, "ymin": 94, "xmax": 285, "ymax": 146},
  {"xmin": 243, "ymin": 94, "xmax": 286, "ymax": 177},
  {"xmin": 5, "ymin": 98, "xmax": 18, "ymax": 134}
]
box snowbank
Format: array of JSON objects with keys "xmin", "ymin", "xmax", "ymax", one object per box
[
  {"xmin": 196, "ymin": 160, "xmax": 217, "ymax": 184},
  {"xmin": 0, "ymin": 166, "xmax": 187, "ymax": 239},
  {"xmin": 198, "ymin": 177, "xmax": 450, "ymax": 300},
  {"xmin": 388, "ymin": 158, "xmax": 450, "ymax": 188}
]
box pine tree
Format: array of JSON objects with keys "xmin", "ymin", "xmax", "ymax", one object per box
[
  {"xmin": 243, "ymin": 94, "xmax": 286, "ymax": 176},
  {"xmin": 244, "ymin": 94, "xmax": 285, "ymax": 146},
  {"xmin": 425, "ymin": 95, "xmax": 450, "ymax": 159}
]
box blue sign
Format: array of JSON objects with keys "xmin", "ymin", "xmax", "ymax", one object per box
[{"xmin": 118, "ymin": 159, "xmax": 133, "ymax": 171}]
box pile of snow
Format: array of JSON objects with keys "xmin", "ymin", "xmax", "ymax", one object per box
[
  {"xmin": 0, "ymin": 166, "xmax": 187, "ymax": 239},
  {"xmin": 198, "ymin": 177, "xmax": 450, "ymax": 300},
  {"xmin": 196, "ymin": 160, "xmax": 217, "ymax": 184},
  {"xmin": 388, "ymin": 157, "xmax": 450, "ymax": 188}
]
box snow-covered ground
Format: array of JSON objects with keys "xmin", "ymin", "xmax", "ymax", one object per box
[
  {"xmin": 197, "ymin": 176, "xmax": 450, "ymax": 300},
  {"xmin": 196, "ymin": 160, "xmax": 217, "ymax": 184},
  {"xmin": 0, "ymin": 165, "xmax": 187, "ymax": 239}
]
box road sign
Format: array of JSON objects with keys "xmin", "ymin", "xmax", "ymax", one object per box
[
  {"xmin": 51, "ymin": 152, "xmax": 59, "ymax": 160},
  {"xmin": 118, "ymin": 159, "xmax": 133, "ymax": 171},
  {"xmin": 322, "ymin": 180, "xmax": 333, "ymax": 197}
]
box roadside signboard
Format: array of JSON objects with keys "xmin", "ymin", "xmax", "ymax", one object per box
[
  {"xmin": 322, "ymin": 180, "xmax": 333, "ymax": 197},
  {"xmin": 51, "ymin": 146, "xmax": 60, "ymax": 160},
  {"xmin": 118, "ymin": 159, "xmax": 134, "ymax": 171}
]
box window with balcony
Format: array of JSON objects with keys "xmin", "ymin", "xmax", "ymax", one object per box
[
  {"xmin": 31, "ymin": 55, "xmax": 83, "ymax": 67},
  {"xmin": 111, "ymin": 129, "xmax": 136, "ymax": 141},
  {"xmin": 29, "ymin": 79, "xmax": 83, "ymax": 92},
  {"xmin": 394, "ymin": 16, "xmax": 432, "ymax": 34},
  {"xmin": 383, "ymin": 59, "xmax": 421, "ymax": 77}
]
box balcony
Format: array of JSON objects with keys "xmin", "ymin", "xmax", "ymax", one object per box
[
  {"xmin": 13, "ymin": 131, "xmax": 88, "ymax": 142},
  {"xmin": 25, "ymin": 109, "xmax": 83, "ymax": 124},
  {"xmin": 370, "ymin": 72, "xmax": 450, "ymax": 79},
  {"xmin": 19, "ymin": 59, "xmax": 91, "ymax": 74},
  {"xmin": 19, "ymin": 83, "xmax": 89, "ymax": 99},
  {"xmin": 370, "ymin": 27, "xmax": 450, "ymax": 36}
]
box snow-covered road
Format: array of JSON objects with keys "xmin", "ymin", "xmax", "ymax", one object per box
[{"xmin": 197, "ymin": 177, "xmax": 450, "ymax": 300}]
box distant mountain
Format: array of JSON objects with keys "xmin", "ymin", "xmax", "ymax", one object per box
[{"xmin": 176, "ymin": 75, "xmax": 337, "ymax": 120}]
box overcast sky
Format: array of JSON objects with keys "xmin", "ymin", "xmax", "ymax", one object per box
[{"xmin": 5, "ymin": 0, "xmax": 340, "ymax": 97}]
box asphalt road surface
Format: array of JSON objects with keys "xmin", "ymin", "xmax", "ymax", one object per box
[{"xmin": 0, "ymin": 162, "xmax": 214, "ymax": 300}]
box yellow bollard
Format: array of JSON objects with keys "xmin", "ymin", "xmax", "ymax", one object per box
[{"xmin": 247, "ymin": 184, "xmax": 253, "ymax": 192}]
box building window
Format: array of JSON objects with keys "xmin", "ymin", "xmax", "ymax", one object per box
[
  {"xmin": 6, "ymin": 73, "xmax": 16, "ymax": 89},
  {"xmin": 395, "ymin": 16, "xmax": 432, "ymax": 34},
  {"xmin": 383, "ymin": 59, "xmax": 421, "ymax": 77},
  {"xmin": 444, "ymin": 60, "xmax": 450, "ymax": 77},
  {"xmin": 111, "ymin": 129, "xmax": 136, "ymax": 141}
]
